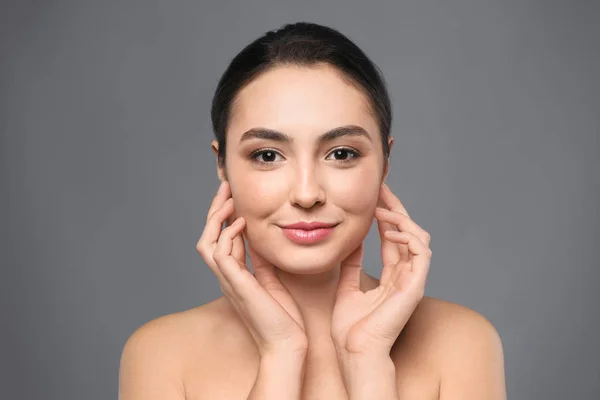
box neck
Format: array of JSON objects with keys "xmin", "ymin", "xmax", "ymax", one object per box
[{"xmin": 274, "ymin": 264, "xmax": 371, "ymax": 353}]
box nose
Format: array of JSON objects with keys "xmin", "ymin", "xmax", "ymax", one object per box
[{"xmin": 289, "ymin": 162, "xmax": 326, "ymax": 209}]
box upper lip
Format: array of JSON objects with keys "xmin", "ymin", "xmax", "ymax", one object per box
[{"xmin": 280, "ymin": 221, "xmax": 339, "ymax": 230}]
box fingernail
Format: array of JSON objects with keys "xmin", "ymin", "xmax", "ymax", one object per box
[{"xmin": 217, "ymin": 181, "xmax": 226, "ymax": 194}]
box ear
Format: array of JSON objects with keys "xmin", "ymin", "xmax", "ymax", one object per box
[
  {"xmin": 211, "ymin": 139, "xmax": 227, "ymax": 182},
  {"xmin": 382, "ymin": 136, "xmax": 394, "ymax": 182}
]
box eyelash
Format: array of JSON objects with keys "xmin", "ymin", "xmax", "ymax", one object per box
[{"xmin": 249, "ymin": 147, "xmax": 361, "ymax": 165}]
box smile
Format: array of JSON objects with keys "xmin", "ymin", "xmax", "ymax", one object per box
[{"xmin": 280, "ymin": 225, "xmax": 338, "ymax": 245}]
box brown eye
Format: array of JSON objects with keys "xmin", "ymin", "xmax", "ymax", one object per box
[
  {"xmin": 251, "ymin": 149, "xmax": 283, "ymax": 163},
  {"xmin": 326, "ymin": 147, "xmax": 360, "ymax": 162}
]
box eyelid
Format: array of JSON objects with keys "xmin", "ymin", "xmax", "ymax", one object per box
[
  {"xmin": 249, "ymin": 146, "xmax": 361, "ymax": 164},
  {"xmin": 249, "ymin": 148, "xmax": 285, "ymax": 163},
  {"xmin": 325, "ymin": 146, "xmax": 361, "ymax": 161}
]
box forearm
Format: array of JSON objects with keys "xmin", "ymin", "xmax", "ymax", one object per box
[
  {"xmin": 339, "ymin": 355, "xmax": 399, "ymax": 400},
  {"xmin": 247, "ymin": 351, "xmax": 307, "ymax": 400}
]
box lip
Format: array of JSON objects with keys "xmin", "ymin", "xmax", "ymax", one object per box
[
  {"xmin": 281, "ymin": 221, "xmax": 338, "ymax": 230},
  {"xmin": 279, "ymin": 221, "xmax": 340, "ymax": 245}
]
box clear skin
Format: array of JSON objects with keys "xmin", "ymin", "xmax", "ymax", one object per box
[
  {"xmin": 204, "ymin": 64, "xmax": 431, "ymax": 397},
  {"xmin": 211, "ymin": 64, "xmax": 399, "ymax": 348},
  {"xmin": 117, "ymin": 63, "xmax": 507, "ymax": 400}
]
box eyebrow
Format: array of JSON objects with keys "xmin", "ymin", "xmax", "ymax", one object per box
[{"xmin": 239, "ymin": 125, "xmax": 372, "ymax": 144}]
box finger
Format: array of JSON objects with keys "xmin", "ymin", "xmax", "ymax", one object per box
[
  {"xmin": 207, "ymin": 181, "xmax": 231, "ymax": 223},
  {"xmin": 375, "ymin": 207, "xmax": 431, "ymax": 246},
  {"xmin": 374, "ymin": 209, "xmax": 409, "ymax": 281},
  {"xmin": 214, "ymin": 217, "xmax": 248, "ymax": 273},
  {"xmin": 379, "ymin": 182, "xmax": 409, "ymax": 218},
  {"xmin": 376, "ymin": 214, "xmax": 406, "ymax": 268},
  {"xmin": 224, "ymin": 205, "xmax": 245, "ymax": 264},
  {"xmin": 359, "ymin": 287, "xmax": 420, "ymax": 350},
  {"xmin": 337, "ymin": 242, "xmax": 364, "ymax": 293},
  {"xmin": 200, "ymin": 198, "xmax": 234, "ymax": 251},
  {"xmin": 247, "ymin": 245, "xmax": 282, "ymax": 290},
  {"xmin": 196, "ymin": 198, "xmax": 235, "ymax": 287},
  {"xmin": 213, "ymin": 218, "xmax": 255, "ymax": 291},
  {"xmin": 213, "ymin": 219, "xmax": 299, "ymax": 336},
  {"xmin": 376, "ymin": 183, "xmax": 408, "ymax": 271},
  {"xmin": 231, "ymin": 233, "xmax": 246, "ymax": 265},
  {"xmin": 359, "ymin": 232, "xmax": 432, "ymax": 346},
  {"xmin": 379, "ymin": 238, "xmax": 406, "ymax": 286},
  {"xmin": 378, "ymin": 222, "xmax": 404, "ymax": 286},
  {"xmin": 245, "ymin": 245, "xmax": 304, "ymax": 332},
  {"xmin": 208, "ymin": 216, "xmax": 246, "ymax": 296},
  {"xmin": 383, "ymin": 231, "xmax": 432, "ymax": 289}
]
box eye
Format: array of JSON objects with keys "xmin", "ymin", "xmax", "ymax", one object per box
[
  {"xmin": 325, "ymin": 147, "xmax": 360, "ymax": 162},
  {"xmin": 250, "ymin": 149, "xmax": 284, "ymax": 164}
]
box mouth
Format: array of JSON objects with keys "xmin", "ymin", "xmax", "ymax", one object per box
[{"xmin": 278, "ymin": 221, "xmax": 340, "ymax": 245}]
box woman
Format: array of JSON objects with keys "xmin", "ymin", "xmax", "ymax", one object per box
[{"xmin": 119, "ymin": 22, "xmax": 506, "ymax": 399}]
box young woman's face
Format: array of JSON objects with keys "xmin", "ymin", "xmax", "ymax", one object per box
[{"xmin": 214, "ymin": 64, "xmax": 391, "ymax": 273}]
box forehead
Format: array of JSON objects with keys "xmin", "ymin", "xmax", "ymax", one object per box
[{"xmin": 227, "ymin": 64, "xmax": 379, "ymax": 142}]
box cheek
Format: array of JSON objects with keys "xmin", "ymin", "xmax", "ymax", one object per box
[
  {"xmin": 328, "ymin": 165, "xmax": 381, "ymax": 213},
  {"xmin": 227, "ymin": 171, "xmax": 288, "ymax": 255},
  {"xmin": 228, "ymin": 171, "xmax": 287, "ymax": 219}
]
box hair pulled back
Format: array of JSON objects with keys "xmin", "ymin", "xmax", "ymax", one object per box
[{"xmin": 211, "ymin": 22, "xmax": 392, "ymax": 168}]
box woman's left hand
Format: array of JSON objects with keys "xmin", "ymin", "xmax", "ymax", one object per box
[{"xmin": 331, "ymin": 183, "xmax": 432, "ymax": 359}]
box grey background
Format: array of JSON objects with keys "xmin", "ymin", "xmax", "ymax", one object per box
[{"xmin": 1, "ymin": 0, "xmax": 598, "ymax": 399}]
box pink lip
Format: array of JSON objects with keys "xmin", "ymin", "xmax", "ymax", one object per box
[
  {"xmin": 279, "ymin": 222, "xmax": 339, "ymax": 245},
  {"xmin": 282, "ymin": 221, "xmax": 337, "ymax": 230}
]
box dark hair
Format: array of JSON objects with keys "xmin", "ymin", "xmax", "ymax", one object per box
[{"xmin": 210, "ymin": 22, "xmax": 392, "ymax": 169}]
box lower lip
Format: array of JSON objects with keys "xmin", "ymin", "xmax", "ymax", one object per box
[{"xmin": 281, "ymin": 226, "xmax": 336, "ymax": 245}]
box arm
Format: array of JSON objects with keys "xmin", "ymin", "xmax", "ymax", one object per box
[
  {"xmin": 338, "ymin": 354, "xmax": 399, "ymax": 400},
  {"xmin": 248, "ymin": 350, "xmax": 307, "ymax": 400},
  {"xmin": 118, "ymin": 321, "xmax": 185, "ymax": 400}
]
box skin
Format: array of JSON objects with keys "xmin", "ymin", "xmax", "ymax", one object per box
[{"xmin": 118, "ymin": 64, "xmax": 507, "ymax": 399}]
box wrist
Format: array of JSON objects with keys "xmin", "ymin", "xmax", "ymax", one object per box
[
  {"xmin": 339, "ymin": 352, "xmax": 395, "ymax": 375},
  {"xmin": 260, "ymin": 348, "xmax": 307, "ymax": 372},
  {"xmin": 259, "ymin": 336, "xmax": 309, "ymax": 359},
  {"xmin": 248, "ymin": 350, "xmax": 307, "ymax": 400},
  {"xmin": 339, "ymin": 355, "xmax": 399, "ymax": 400}
]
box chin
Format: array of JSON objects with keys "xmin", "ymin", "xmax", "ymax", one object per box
[
  {"xmin": 271, "ymin": 248, "xmax": 342, "ymax": 274},
  {"xmin": 249, "ymin": 237, "xmax": 359, "ymax": 275}
]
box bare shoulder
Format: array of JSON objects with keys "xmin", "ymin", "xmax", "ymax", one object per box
[
  {"xmin": 393, "ymin": 296, "xmax": 506, "ymax": 399},
  {"xmin": 404, "ymin": 296, "xmax": 501, "ymax": 337},
  {"xmin": 397, "ymin": 295, "xmax": 504, "ymax": 363},
  {"xmin": 118, "ymin": 297, "xmax": 253, "ymax": 399},
  {"xmin": 118, "ymin": 309, "xmax": 191, "ymax": 399}
]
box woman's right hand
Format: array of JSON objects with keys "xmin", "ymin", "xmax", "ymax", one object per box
[{"xmin": 196, "ymin": 181, "xmax": 308, "ymax": 358}]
